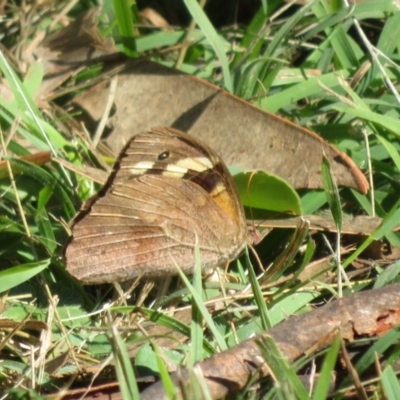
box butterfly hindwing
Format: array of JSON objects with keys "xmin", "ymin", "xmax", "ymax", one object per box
[{"xmin": 65, "ymin": 127, "xmax": 247, "ymax": 283}]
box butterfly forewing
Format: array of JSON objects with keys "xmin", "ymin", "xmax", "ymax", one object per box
[
  {"xmin": 115, "ymin": 130, "xmax": 216, "ymax": 180},
  {"xmin": 65, "ymin": 127, "xmax": 247, "ymax": 284}
]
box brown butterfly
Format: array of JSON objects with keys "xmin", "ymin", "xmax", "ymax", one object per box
[{"xmin": 65, "ymin": 127, "xmax": 249, "ymax": 284}]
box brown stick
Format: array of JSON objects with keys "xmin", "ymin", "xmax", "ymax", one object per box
[{"xmin": 141, "ymin": 283, "xmax": 400, "ymax": 399}]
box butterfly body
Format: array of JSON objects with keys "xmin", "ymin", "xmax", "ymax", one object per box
[{"xmin": 65, "ymin": 127, "xmax": 248, "ymax": 283}]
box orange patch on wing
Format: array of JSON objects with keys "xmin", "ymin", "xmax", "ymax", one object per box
[{"xmin": 210, "ymin": 184, "xmax": 238, "ymax": 223}]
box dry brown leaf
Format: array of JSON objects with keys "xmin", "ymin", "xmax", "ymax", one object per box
[
  {"xmin": 33, "ymin": 8, "xmax": 117, "ymax": 76},
  {"xmin": 12, "ymin": 7, "xmax": 368, "ymax": 194},
  {"xmin": 28, "ymin": 8, "xmax": 118, "ymax": 101},
  {"xmin": 0, "ymin": 151, "xmax": 51, "ymax": 179},
  {"xmin": 73, "ymin": 59, "xmax": 369, "ymax": 193}
]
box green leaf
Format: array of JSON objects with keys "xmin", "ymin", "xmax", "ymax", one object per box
[
  {"xmin": 0, "ymin": 51, "xmax": 40, "ymax": 115},
  {"xmin": 377, "ymin": 12, "xmax": 400, "ymax": 55},
  {"xmin": 269, "ymin": 290, "xmax": 318, "ymax": 326},
  {"xmin": 234, "ymin": 170, "xmax": 302, "ymax": 215},
  {"xmin": 135, "ymin": 343, "xmax": 183, "ymax": 376},
  {"xmin": 301, "ymin": 191, "xmax": 328, "ymax": 214},
  {"xmin": 0, "ymin": 260, "xmax": 50, "ymax": 292},
  {"xmin": 353, "ymin": 0, "xmax": 399, "ymax": 19},
  {"xmin": 137, "ymin": 30, "xmax": 202, "ymax": 53}
]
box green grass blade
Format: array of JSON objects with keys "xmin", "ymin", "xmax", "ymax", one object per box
[
  {"xmin": 175, "ymin": 262, "xmax": 228, "ymax": 351},
  {"xmin": 343, "ymin": 198, "xmax": 400, "ymax": 268},
  {"xmin": 112, "ymin": 0, "xmax": 138, "ymax": 57},
  {"xmin": 183, "ymin": 0, "xmax": 233, "ymax": 92},
  {"xmin": 151, "ymin": 340, "xmax": 176, "ymax": 399},
  {"xmin": 257, "ymin": 335, "xmax": 310, "ymax": 400},
  {"xmin": 37, "ymin": 183, "xmax": 55, "ymax": 214},
  {"xmin": 0, "ymin": 51, "xmax": 67, "ymax": 152},
  {"xmin": 381, "ymin": 365, "xmax": 400, "ymax": 400},
  {"xmin": 375, "ymin": 135, "xmax": 400, "ymax": 173},
  {"xmin": 311, "ymin": 2, "xmax": 359, "ymax": 68},
  {"xmin": 36, "ymin": 209, "xmax": 56, "ymax": 252},
  {"xmin": 321, "ymin": 154, "xmax": 342, "ymax": 232},
  {"xmin": 246, "ymin": 247, "xmax": 271, "ymax": 330},
  {"xmin": 113, "ymin": 305, "xmax": 215, "ymax": 355},
  {"xmin": 23, "ymin": 62, "xmax": 44, "ymax": 99},
  {"xmin": 259, "ymin": 70, "xmax": 351, "ymax": 113},
  {"xmin": 109, "ymin": 313, "xmax": 140, "ymax": 400},
  {"xmin": 0, "ymin": 260, "xmax": 50, "ymax": 292},
  {"xmin": 312, "ymin": 335, "xmax": 340, "ymax": 400},
  {"xmin": 341, "ymin": 327, "xmax": 400, "ymax": 388},
  {"xmin": 333, "ymin": 107, "xmax": 400, "ymax": 135},
  {"xmin": 264, "ymin": 0, "xmax": 315, "ymax": 59},
  {"xmin": 261, "ymin": 219, "xmax": 310, "ymax": 283},
  {"xmin": 374, "ymin": 260, "xmax": 400, "ymax": 289},
  {"xmin": 191, "ymin": 247, "xmax": 205, "ymax": 365},
  {"xmin": 0, "ymin": 50, "xmax": 40, "ymax": 115}
]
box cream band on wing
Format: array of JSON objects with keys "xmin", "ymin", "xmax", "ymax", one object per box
[
  {"xmin": 127, "ymin": 157, "xmax": 215, "ymax": 178},
  {"xmin": 162, "ymin": 157, "xmax": 215, "ymax": 178},
  {"xmin": 167, "ymin": 157, "xmax": 214, "ymax": 172},
  {"xmin": 126, "ymin": 161, "xmax": 155, "ymax": 175}
]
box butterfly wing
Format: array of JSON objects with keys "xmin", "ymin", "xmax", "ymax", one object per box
[
  {"xmin": 65, "ymin": 127, "xmax": 248, "ymax": 283},
  {"xmin": 66, "ymin": 175, "xmax": 246, "ymax": 283}
]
